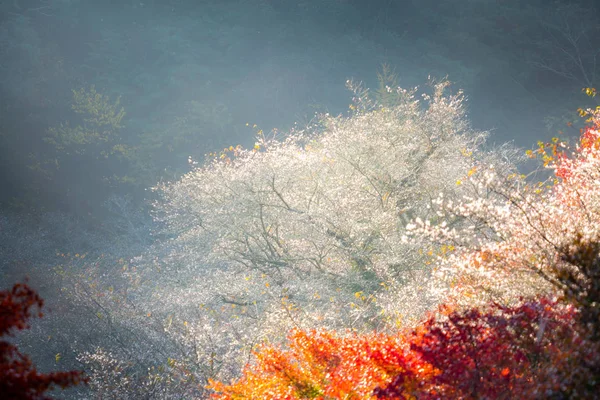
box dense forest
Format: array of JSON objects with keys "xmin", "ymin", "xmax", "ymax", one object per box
[{"xmin": 1, "ymin": 0, "xmax": 600, "ymax": 398}]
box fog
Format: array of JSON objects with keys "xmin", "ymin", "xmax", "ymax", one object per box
[
  {"xmin": 1, "ymin": 0, "xmax": 598, "ymax": 211},
  {"xmin": 1, "ymin": 0, "xmax": 599, "ymax": 398}
]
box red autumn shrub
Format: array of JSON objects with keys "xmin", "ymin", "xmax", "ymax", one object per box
[
  {"xmin": 0, "ymin": 282, "xmax": 86, "ymax": 399},
  {"xmin": 375, "ymin": 298, "xmax": 592, "ymax": 399}
]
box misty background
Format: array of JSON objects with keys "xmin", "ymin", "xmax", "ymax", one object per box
[
  {"xmin": 2, "ymin": 0, "xmax": 599, "ymax": 214},
  {"xmin": 0, "ymin": 0, "xmax": 599, "ymax": 395}
]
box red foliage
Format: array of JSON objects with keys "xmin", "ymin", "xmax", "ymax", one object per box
[
  {"xmin": 554, "ymin": 125, "xmax": 600, "ymax": 180},
  {"xmin": 375, "ymin": 298, "xmax": 589, "ymax": 399},
  {"xmin": 0, "ymin": 282, "xmax": 86, "ymax": 400},
  {"xmin": 209, "ymin": 297, "xmax": 600, "ymax": 399}
]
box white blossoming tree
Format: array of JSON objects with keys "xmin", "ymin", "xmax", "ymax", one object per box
[{"xmin": 151, "ymin": 78, "xmax": 489, "ymax": 327}]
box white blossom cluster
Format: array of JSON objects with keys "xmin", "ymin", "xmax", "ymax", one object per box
[
  {"xmin": 408, "ymin": 112, "xmax": 600, "ymax": 308},
  {"xmin": 155, "ymin": 79, "xmax": 487, "ymax": 283}
]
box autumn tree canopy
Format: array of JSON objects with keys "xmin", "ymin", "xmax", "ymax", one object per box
[
  {"xmin": 57, "ymin": 79, "xmax": 600, "ymax": 399},
  {"xmin": 68, "ymin": 76, "xmax": 525, "ymax": 396},
  {"xmin": 208, "ymin": 103, "xmax": 600, "ymax": 397}
]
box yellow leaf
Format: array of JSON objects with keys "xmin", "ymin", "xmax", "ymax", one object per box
[
  {"xmin": 584, "ymin": 87, "xmax": 597, "ymax": 97},
  {"xmin": 55, "ymin": 353, "xmax": 61, "ymax": 363},
  {"xmin": 456, "ymin": 180, "xmax": 462, "ymax": 185},
  {"xmin": 382, "ymin": 191, "xmax": 390, "ymax": 202},
  {"xmin": 460, "ymin": 148, "xmax": 473, "ymax": 157}
]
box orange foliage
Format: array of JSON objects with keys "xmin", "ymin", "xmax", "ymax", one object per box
[{"xmin": 208, "ymin": 329, "xmax": 434, "ymax": 399}]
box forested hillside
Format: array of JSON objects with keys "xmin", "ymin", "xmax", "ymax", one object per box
[{"xmin": 1, "ymin": 0, "xmax": 599, "ymax": 398}]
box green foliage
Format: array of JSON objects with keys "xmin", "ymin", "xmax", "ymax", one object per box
[
  {"xmin": 45, "ymin": 86, "xmax": 125, "ymax": 153},
  {"xmin": 374, "ymin": 63, "xmax": 402, "ymax": 108},
  {"xmin": 33, "ymin": 82, "xmax": 238, "ymax": 211},
  {"xmin": 71, "ymin": 86, "xmax": 125, "ymax": 130}
]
